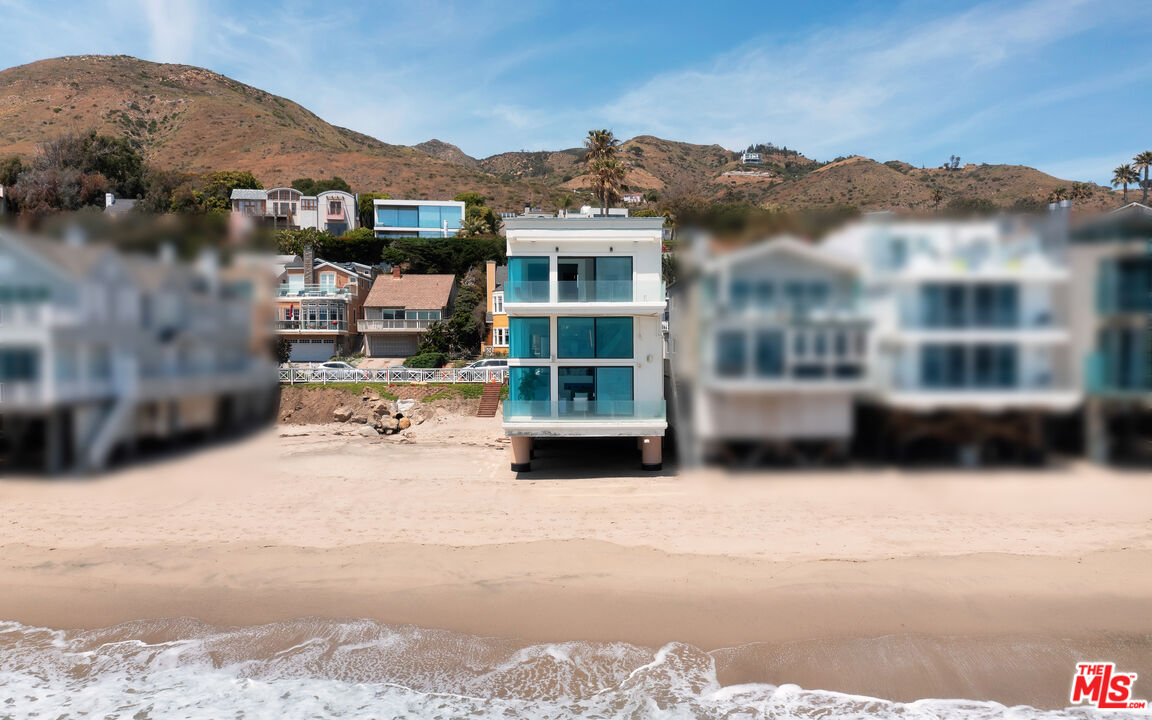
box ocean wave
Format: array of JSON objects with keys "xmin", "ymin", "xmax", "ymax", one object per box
[{"xmin": 0, "ymin": 618, "xmax": 1106, "ymax": 719}]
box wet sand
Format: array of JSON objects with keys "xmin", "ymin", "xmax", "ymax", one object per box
[{"xmin": 2, "ymin": 419, "xmax": 1151, "ymax": 708}]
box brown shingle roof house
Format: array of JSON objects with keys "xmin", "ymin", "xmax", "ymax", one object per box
[{"xmin": 359, "ymin": 268, "xmax": 458, "ymax": 357}]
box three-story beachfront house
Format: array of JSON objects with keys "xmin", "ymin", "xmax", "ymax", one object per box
[
  {"xmin": 358, "ymin": 268, "xmax": 456, "ymax": 357},
  {"xmin": 1068, "ymin": 202, "xmax": 1151, "ymax": 464},
  {"xmin": 230, "ymin": 188, "xmax": 357, "ymax": 235},
  {"xmin": 275, "ymin": 247, "xmax": 374, "ymax": 362},
  {"xmin": 824, "ymin": 214, "xmax": 1079, "ymax": 463},
  {"xmin": 678, "ymin": 237, "xmax": 872, "ymax": 464},
  {"xmin": 501, "ymin": 217, "xmax": 668, "ymax": 471},
  {"xmin": 372, "ymin": 199, "xmax": 465, "ymax": 238}
]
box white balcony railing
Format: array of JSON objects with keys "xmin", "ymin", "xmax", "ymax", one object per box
[{"xmin": 278, "ymin": 367, "xmax": 507, "ymax": 384}]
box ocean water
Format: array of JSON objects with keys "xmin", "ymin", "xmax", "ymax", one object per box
[{"xmin": 0, "ymin": 618, "xmax": 1107, "ymax": 719}]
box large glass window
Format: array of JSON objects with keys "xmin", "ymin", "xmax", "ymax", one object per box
[
  {"xmin": 0, "ymin": 348, "xmax": 38, "ymax": 381},
  {"xmin": 557, "ymin": 367, "xmax": 633, "ymax": 413},
  {"xmin": 972, "ymin": 345, "xmax": 1017, "ymax": 388},
  {"xmin": 716, "ymin": 331, "xmax": 746, "ymax": 378},
  {"xmin": 510, "ymin": 317, "xmax": 550, "ymax": 358},
  {"xmin": 973, "ymin": 285, "xmax": 1018, "ymax": 328},
  {"xmin": 923, "ymin": 284, "xmax": 1017, "ymax": 328},
  {"xmin": 509, "ymin": 366, "xmax": 550, "ymax": 402},
  {"xmin": 557, "ymin": 257, "xmax": 633, "ymax": 302},
  {"xmin": 754, "ymin": 331, "xmax": 784, "ymax": 377},
  {"xmin": 922, "ymin": 344, "xmax": 1016, "ymax": 389},
  {"xmin": 557, "ymin": 317, "xmax": 633, "ymax": 358},
  {"xmin": 508, "ymin": 257, "xmax": 549, "ymax": 302},
  {"xmin": 418, "ymin": 206, "xmax": 442, "ymax": 229}
]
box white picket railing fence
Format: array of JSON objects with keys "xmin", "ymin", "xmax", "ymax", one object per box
[{"xmin": 279, "ymin": 367, "xmax": 508, "ymax": 384}]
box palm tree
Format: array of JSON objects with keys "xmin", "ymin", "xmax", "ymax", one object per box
[
  {"xmin": 1069, "ymin": 182, "xmax": 1092, "ymax": 202},
  {"xmin": 589, "ymin": 157, "xmax": 626, "ymax": 215},
  {"xmin": 1048, "ymin": 186, "xmax": 1068, "ymax": 204},
  {"xmin": 1112, "ymin": 164, "xmax": 1138, "ymax": 204},
  {"xmin": 584, "ymin": 129, "xmax": 623, "ymax": 215},
  {"xmin": 1133, "ymin": 151, "xmax": 1152, "ymax": 205}
]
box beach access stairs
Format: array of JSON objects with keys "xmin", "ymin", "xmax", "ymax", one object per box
[{"xmin": 477, "ymin": 382, "xmax": 503, "ymax": 418}]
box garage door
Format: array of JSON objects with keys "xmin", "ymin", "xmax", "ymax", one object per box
[
  {"xmin": 289, "ymin": 339, "xmax": 335, "ymax": 362},
  {"xmin": 367, "ymin": 334, "xmax": 419, "ymax": 357}
]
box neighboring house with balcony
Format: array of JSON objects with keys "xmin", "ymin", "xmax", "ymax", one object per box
[
  {"xmin": 275, "ymin": 247, "xmax": 374, "ymax": 362},
  {"xmin": 358, "ymin": 268, "xmax": 456, "ymax": 357},
  {"xmin": 482, "ymin": 260, "xmax": 508, "ymax": 356},
  {"xmin": 676, "ymin": 237, "xmax": 871, "ymax": 464},
  {"xmin": 0, "ymin": 229, "xmax": 277, "ymax": 474},
  {"xmin": 823, "ymin": 214, "xmax": 1078, "ymax": 463},
  {"xmin": 501, "ymin": 217, "xmax": 668, "ymax": 472},
  {"xmin": 372, "ymin": 199, "xmax": 465, "ymax": 238},
  {"xmin": 230, "ymin": 188, "xmax": 357, "ymax": 235},
  {"xmin": 1068, "ymin": 202, "xmax": 1152, "ymax": 464}
]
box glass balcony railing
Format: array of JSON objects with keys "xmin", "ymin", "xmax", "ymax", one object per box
[
  {"xmin": 277, "ymin": 284, "xmax": 353, "ymax": 298},
  {"xmin": 1084, "ymin": 351, "xmax": 1151, "ymax": 393},
  {"xmin": 505, "ymin": 279, "xmax": 665, "ymax": 304},
  {"xmin": 357, "ymin": 318, "xmax": 437, "ymax": 331},
  {"xmin": 503, "ymin": 399, "xmax": 666, "ymax": 421}
]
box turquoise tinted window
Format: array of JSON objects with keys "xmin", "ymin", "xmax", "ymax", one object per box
[
  {"xmin": 557, "ymin": 317, "xmax": 595, "ymax": 358},
  {"xmin": 595, "ymin": 257, "xmax": 632, "ymax": 301},
  {"xmin": 396, "ymin": 207, "xmax": 418, "ymax": 227},
  {"xmin": 418, "ymin": 206, "xmax": 442, "ymax": 228},
  {"xmin": 595, "ymin": 317, "xmax": 633, "ymax": 358},
  {"xmin": 441, "ymin": 205, "xmax": 463, "ymax": 229},
  {"xmin": 510, "ymin": 317, "xmax": 550, "ymax": 358},
  {"xmin": 509, "ymin": 366, "xmax": 550, "ymax": 402},
  {"xmin": 595, "ymin": 367, "xmax": 633, "ymax": 403},
  {"xmin": 375, "ymin": 207, "xmax": 397, "ymax": 226},
  {"xmin": 508, "ymin": 257, "xmax": 549, "ymax": 302}
]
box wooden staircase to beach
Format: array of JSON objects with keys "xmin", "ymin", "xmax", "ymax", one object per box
[{"xmin": 477, "ymin": 382, "xmax": 503, "ymax": 418}]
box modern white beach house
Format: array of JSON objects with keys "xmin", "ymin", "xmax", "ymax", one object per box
[
  {"xmin": 372, "ymin": 199, "xmax": 466, "ymax": 238},
  {"xmin": 501, "ymin": 217, "xmax": 668, "ymax": 471},
  {"xmin": 823, "ymin": 213, "xmax": 1079, "ymax": 463},
  {"xmin": 675, "ymin": 236, "xmax": 872, "ymax": 464}
]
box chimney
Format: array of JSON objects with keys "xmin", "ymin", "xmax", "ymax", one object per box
[
  {"xmin": 105, "ymin": 192, "xmax": 115, "ymax": 208},
  {"xmin": 303, "ymin": 246, "xmax": 315, "ymax": 285},
  {"xmin": 393, "ymin": 265, "xmax": 402, "ymax": 279}
]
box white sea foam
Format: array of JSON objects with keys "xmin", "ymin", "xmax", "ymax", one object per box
[{"xmin": 0, "ymin": 619, "xmax": 1109, "ymax": 719}]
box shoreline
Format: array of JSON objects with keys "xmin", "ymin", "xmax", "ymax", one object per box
[{"xmin": 3, "ymin": 423, "xmax": 1152, "ymax": 708}]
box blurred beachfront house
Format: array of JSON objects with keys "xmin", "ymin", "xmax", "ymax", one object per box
[
  {"xmin": 274, "ymin": 246, "xmax": 374, "ymax": 362},
  {"xmin": 481, "ymin": 260, "xmax": 508, "ymax": 356},
  {"xmin": 823, "ymin": 212, "xmax": 1078, "ymax": 464},
  {"xmin": 0, "ymin": 229, "xmax": 279, "ymax": 474},
  {"xmin": 501, "ymin": 217, "xmax": 668, "ymax": 471},
  {"xmin": 1068, "ymin": 202, "xmax": 1152, "ymax": 464},
  {"xmin": 230, "ymin": 187, "xmax": 358, "ymax": 235},
  {"xmin": 671, "ymin": 237, "xmax": 872, "ymax": 465},
  {"xmin": 371, "ymin": 199, "xmax": 465, "ymax": 238},
  {"xmin": 358, "ymin": 267, "xmax": 456, "ymax": 357}
]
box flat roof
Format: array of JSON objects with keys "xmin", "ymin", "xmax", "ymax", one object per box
[
  {"xmin": 373, "ymin": 199, "xmax": 464, "ymax": 207},
  {"xmin": 504, "ymin": 217, "xmax": 665, "ymax": 231}
]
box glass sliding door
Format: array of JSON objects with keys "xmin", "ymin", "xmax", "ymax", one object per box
[
  {"xmin": 508, "ymin": 257, "xmax": 549, "ymax": 302},
  {"xmin": 557, "ymin": 257, "xmax": 633, "ymax": 302},
  {"xmin": 509, "ymin": 317, "xmax": 550, "ymax": 358},
  {"xmin": 557, "ymin": 366, "xmax": 634, "ymax": 416}
]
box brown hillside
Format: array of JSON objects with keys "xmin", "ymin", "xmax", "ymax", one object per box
[
  {"xmin": 0, "ymin": 55, "xmax": 550, "ymax": 208},
  {"xmin": 0, "ymin": 55, "xmax": 1117, "ymax": 214}
]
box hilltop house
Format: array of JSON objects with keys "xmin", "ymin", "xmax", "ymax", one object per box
[
  {"xmin": 501, "ymin": 217, "xmax": 668, "ymax": 471},
  {"xmin": 230, "ymin": 188, "xmax": 357, "ymax": 235},
  {"xmin": 674, "ymin": 237, "xmax": 872, "ymax": 464},
  {"xmin": 741, "ymin": 151, "xmax": 762, "ymax": 164},
  {"xmin": 0, "ymin": 229, "xmax": 278, "ymax": 473},
  {"xmin": 1068, "ymin": 202, "xmax": 1152, "ymax": 464},
  {"xmin": 372, "ymin": 199, "xmax": 465, "ymax": 238},
  {"xmin": 358, "ymin": 269, "xmax": 456, "ymax": 357},
  {"xmin": 482, "ymin": 260, "xmax": 508, "ymax": 356},
  {"xmin": 275, "ymin": 247, "xmax": 374, "ymax": 362}
]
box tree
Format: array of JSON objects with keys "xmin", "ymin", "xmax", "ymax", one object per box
[
  {"xmin": 1069, "ymin": 182, "xmax": 1092, "ymax": 202},
  {"xmin": 453, "ymin": 191, "xmax": 501, "ymax": 236},
  {"xmin": 1048, "ymin": 186, "xmax": 1068, "ymax": 204},
  {"xmin": 584, "ymin": 129, "xmax": 624, "ymax": 214},
  {"xmin": 453, "ymin": 191, "xmax": 486, "ymax": 207},
  {"xmin": 1133, "ymin": 151, "xmax": 1152, "ymax": 205},
  {"xmin": 357, "ymin": 192, "xmax": 391, "ymax": 229},
  {"xmin": 930, "ymin": 187, "xmax": 945, "ymax": 208},
  {"xmin": 1112, "ymin": 164, "xmax": 1139, "ymax": 204},
  {"xmin": 272, "ymin": 336, "xmax": 292, "ymax": 365},
  {"xmin": 290, "ymin": 176, "xmax": 352, "ymax": 195},
  {"xmin": 0, "ymin": 156, "xmax": 24, "ymax": 186}
]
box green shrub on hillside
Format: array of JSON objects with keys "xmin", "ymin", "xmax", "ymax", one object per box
[{"xmin": 404, "ymin": 352, "xmax": 448, "ymax": 368}]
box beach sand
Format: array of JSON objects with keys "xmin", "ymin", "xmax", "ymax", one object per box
[{"xmin": 2, "ymin": 414, "xmax": 1150, "ymax": 708}]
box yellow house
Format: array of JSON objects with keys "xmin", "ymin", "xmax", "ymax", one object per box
[{"xmin": 482, "ymin": 260, "xmax": 508, "ymax": 356}]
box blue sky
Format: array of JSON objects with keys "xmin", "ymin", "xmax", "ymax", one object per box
[{"xmin": 0, "ymin": 0, "xmax": 1148, "ymax": 184}]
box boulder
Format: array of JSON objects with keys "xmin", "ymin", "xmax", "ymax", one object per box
[
  {"xmin": 362, "ymin": 387, "xmax": 380, "ymax": 402},
  {"xmin": 349, "ymin": 412, "xmax": 369, "ymax": 424},
  {"xmin": 397, "ymin": 417, "xmax": 412, "ymax": 430},
  {"xmin": 378, "ymin": 416, "xmax": 399, "ymax": 434},
  {"xmin": 332, "ymin": 406, "xmax": 353, "ymax": 422},
  {"xmin": 372, "ymin": 400, "xmax": 395, "ymax": 418},
  {"xmin": 358, "ymin": 425, "xmax": 378, "ymax": 437}
]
